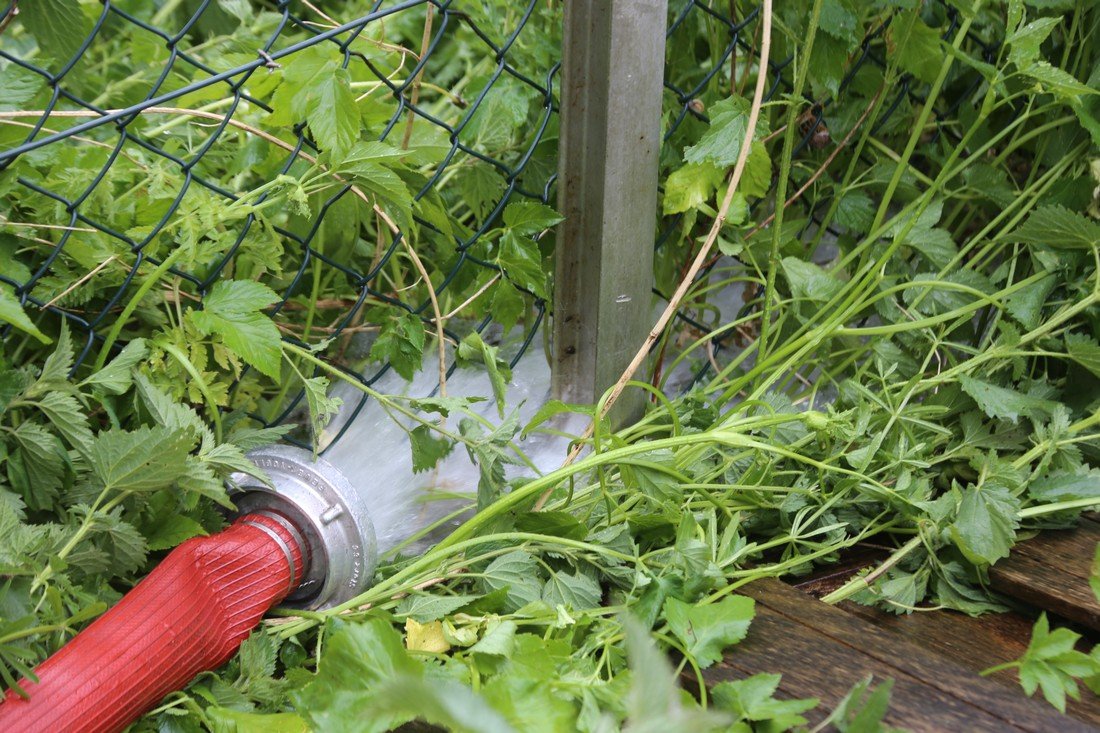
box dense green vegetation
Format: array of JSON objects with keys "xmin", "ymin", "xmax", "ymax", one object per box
[{"xmin": 2, "ymin": 0, "xmax": 1099, "ymax": 730}]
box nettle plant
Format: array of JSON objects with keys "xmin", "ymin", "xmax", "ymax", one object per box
[
  {"xmin": 0, "ymin": 0, "xmax": 1099, "ymax": 730},
  {"xmin": 0, "ymin": 0, "xmax": 560, "ymax": 427}
]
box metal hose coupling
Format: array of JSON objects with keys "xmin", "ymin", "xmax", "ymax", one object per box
[{"xmin": 232, "ymin": 445, "xmax": 378, "ymax": 610}]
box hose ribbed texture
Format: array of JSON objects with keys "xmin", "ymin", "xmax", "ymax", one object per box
[{"xmin": 0, "ymin": 513, "xmax": 304, "ymax": 733}]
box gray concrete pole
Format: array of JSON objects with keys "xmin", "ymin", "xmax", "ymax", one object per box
[{"xmin": 553, "ymin": 0, "xmax": 667, "ymax": 422}]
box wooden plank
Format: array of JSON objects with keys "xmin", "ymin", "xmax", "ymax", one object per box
[
  {"xmin": 1009, "ymin": 522, "xmax": 1100, "ymax": 581},
  {"xmin": 836, "ymin": 602, "xmax": 1100, "ymax": 726},
  {"xmin": 716, "ymin": 579, "xmax": 1089, "ymax": 733},
  {"xmin": 706, "ymin": 611, "xmax": 1009, "ymax": 731},
  {"xmin": 991, "ymin": 550, "xmax": 1100, "ymax": 631},
  {"xmin": 836, "ymin": 602, "xmax": 1033, "ymax": 686},
  {"xmin": 552, "ymin": 0, "xmax": 665, "ymax": 423}
]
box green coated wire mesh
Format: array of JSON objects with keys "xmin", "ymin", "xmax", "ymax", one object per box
[
  {"xmin": 0, "ymin": 0, "xmax": 559, "ymax": 450},
  {"xmin": 0, "ymin": 0, "xmax": 996, "ymax": 445}
]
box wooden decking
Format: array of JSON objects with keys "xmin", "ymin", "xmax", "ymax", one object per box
[
  {"xmin": 990, "ymin": 516, "xmax": 1100, "ymax": 632},
  {"xmin": 402, "ymin": 521, "xmax": 1100, "ymax": 732},
  {"xmin": 701, "ymin": 519, "xmax": 1100, "ymax": 730}
]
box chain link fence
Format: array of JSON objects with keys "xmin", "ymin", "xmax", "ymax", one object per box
[
  {"xmin": 656, "ymin": 0, "xmax": 997, "ymax": 392},
  {"xmin": 0, "ymin": 0, "xmax": 996, "ymax": 439},
  {"xmin": 0, "ymin": 0, "xmax": 558, "ymax": 450}
]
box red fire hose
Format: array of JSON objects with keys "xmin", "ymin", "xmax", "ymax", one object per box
[{"xmin": 0, "ymin": 513, "xmax": 305, "ymax": 733}]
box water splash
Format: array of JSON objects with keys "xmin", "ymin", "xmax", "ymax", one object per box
[{"xmin": 317, "ymin": 336, "xmax": 580, "ymax": 556}]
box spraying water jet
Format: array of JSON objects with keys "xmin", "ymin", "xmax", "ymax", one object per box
[{"xmin": 0, "ymin": 335, "xmax": 575, "ymax": 732}]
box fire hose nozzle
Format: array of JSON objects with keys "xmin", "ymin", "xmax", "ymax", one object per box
[
  {"xmin": 234, "ymin": 445, "xmax": 379, "ymax": 610},
  {"xmin": 0, "ymin": 514, "xmax": 306, "ymax": 733},
  {"xmin": 0, "ymin": 447, "xmax": 377, "ymax": 733}
]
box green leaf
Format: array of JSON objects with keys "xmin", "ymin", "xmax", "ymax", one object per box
[
  {"xmin": 238, "ymin": 632, "xmax": 278, "ymax": 680},
  {"xmin": 81, "ymin": 339, "xmax": 148, "ymax": 395},
  {"xmin": 178, "ymin": 458, "xmax": 234, "ymax": 507},
  {"xmin": 226, "ymin": 424, "xmax": 294, "ymax": 452},
  {"xmin": 0, "ymin": 368, "xmax": 29, "ymax": 413},
  {"xmin": 497, "ymin": 232, "xmax": 549, "ymax": 300},
  {"xmin": 8, "ymin": 422, "xmax": 67, "ymax": 510},
  {"xmin": 1014, "ymin": 614, "xmax": 1100, "ymax": 713},
  {"xmin": 277, "ymin": 47, "xmax": 360, "ymax": 156},
  {"xmin": 1005, "ymin": 274, "xmax": 1056, "ymax": 330},
  {"xmin": 542, "ymin": 571, "xmax": 602, "ymax": 610},
  {"xmin": 1007, "ymin": 17, "xmax": 1062, "ymax": 66},
  {"xmin": 145, "ymin": 512, "xmax": 207, "ymax": 551},
  {"xmin": 347, "ymin": 162, "xmax": 412, "ymax": 212},
  {"xmin": 460, "ymin": 414, "xmax": 522, "ymax": 509},
  {"xmin": 1005, "ymin": 205, "xmax": 1100, "ymax": 249},
  {"xmin": 472, "ymin": 86, "xmax": 528, "ymax": 150},
  {"xmin": 0, "ymin": 65, "xmax": 45, "ymax": 111},
  {"xmin": 300, "ymin": 375, "xmax": 342, "ymax": 446},
  {"xmin": 821, "ymin": 676, "xmax": 899, "ymax": 732},
  {"xmin": 208, "ymin": 709, "xmax": 309, "ymax": 733},
  {"xmin": 1065, "ymin": 332, "xmax": 1100, "ymax": 378},
  {"xmin": 410, "ymin": 424, "xmax": 454, "ymax": 473},
  {"xmin": 502, "ymin": 201, "xmax": 563, "ymax": 236},
  {"xmin": 395, "ymin": 594, "xmax": 478, "ymax": 622},
  {"xmin": 932, "ymin": 560, "xmax": 1009, "ymax": 615},
  {"xmin": 308, "ymin": 63, "xmax": 358, "ymax": 155},
  {"xmin": 479, "ymin": 550, "xmax": 543, "ymax": 612},
  {"xmin": 819, "ymin": 0, "xmax": 858, "ymax": 42},
  {"xmin": 133, "ymin": 373, "xmax": 211, "ymax": 441},
  {"xmin": 835, "ymin": 192, "xmax": 876, "ymax": 233},
  {"xmin": 893, "ymin": 14, "xmax": 943, "ymax": 84},
  {"xmin": 18, "ymin": 0, "xmax": 92, "ymax": 63},
  {"xmin": 469, "ymin": 619, "xmax": 517, "ymax": 657},
  {"xmin": 621, "ymin": 615, "xmax": 728, "ymax": 732},
  {"xmin": 949, "ymin": 484, "xmax": 1020, "ymax": 566},
  {"xmin": 30, "ymin": 324, "xmax": 74, "ymax": 394},
  {"xmin": 295, "ymin": 619, "xmax": 422, "ymax": 733},
  {"xmin": 711, "ymin": 674, "xmax": 817, "ymax": 730},
  {"xmin": 684, "ymin": 96, "xmax": 761, "ymax": 168},
  {"xmin": 904, "ymin": 227, "xmax": 958, "ymax": 270},
  {"xmin": 89, "ymin": 508, "xmax": 148, "ymax": 576},
  {"xmin": 189, "ymin": 281, "xmax": 282, "ymax": 380},
  {"xmin": 663, "ymin": 595, "xmax": 755, "ymax": 668},
  {"xmin": 36, "ymin": 391, "xmax": 93, "ymax": 454},
  {"xmin": 663, "ymin": 162, "xmax": 726, "ymax": 215},
  {"xmin": 1021, "ymin": 0, "xmax": 1074, "ymax": 8},
  {"xmin": 456, "ymin": 164, "xmax": 506, "ymax": 221},
  {"xmin": 1021, "ymin": 61, "xmax": 1097, "ymax": 100},
  {"xmin": 338, "ymin": 141, "xmax": 409, "ymax": 169},
  {"xmin": 742, "ymin": 142, "xmax": 773, "ymax": 200},
  {"xmin": 489, "ymin": 282, "xmax": 526, "ymax": 334},
  {"xmin": 809, "ymin": 32, "xmax": 851, "ymax": 97},
  {"xmin": 959, "ymin": 376, "xmax": 1059, "ymax": 423},
  {"xmin": 781, "ymin": 257, "xmax": 845, "ymax": 302},
  {"xmin": 514, "ymin": 511, "xmax": 587, "ymax": 540},
  {"xmin": 1028, "ymin": 469, "xmax": 1100, "ymax": 502},
  {"xmin": 370, "ymin": 312, "xmax": 425, "ymax": 380},
  {"xmin": 87, "ymin": 426, "xmax": 193, "ymax": 494},
  {"xmin": 362, "ymin": 675, "xmax": 516, "ymax": 733},
  {"xmin": 0, "ymin": 288, "xmax": 50, "ymax": 344},
  {"xmin": 456, "ymin": 331, "xmax": 511, "ymax": 417}
]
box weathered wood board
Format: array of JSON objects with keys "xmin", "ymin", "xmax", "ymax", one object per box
[
  {"xmin": 990, "ymin": 519, "xmax": 1100, "ymax": 632},
  {"xmin": 699, "ymin": 579, "xmax": 1093, "ymax": 732}
]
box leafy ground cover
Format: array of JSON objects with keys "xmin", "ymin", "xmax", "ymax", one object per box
[{"xmin": 2, "ymin": 0, "xmax": 1100, "ymax": 730}]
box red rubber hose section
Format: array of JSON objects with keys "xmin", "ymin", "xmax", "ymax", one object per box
[{"xmin": 0, "ymin": 513, "xmax": 304, "ymax": 733}]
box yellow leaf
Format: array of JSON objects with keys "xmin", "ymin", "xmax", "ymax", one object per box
[{"xmin": 405, "ymin": 618, "xmax": 450, "ymax": 654}]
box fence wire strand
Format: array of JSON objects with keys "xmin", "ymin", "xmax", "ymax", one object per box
[
  {"xmin": 0, "ymin": 0, "xmax": 556, "ymax": 451},
  {"xmin": 1, "ymin": 0, "xmax": 995, "ymax": 442},
  {"xmin": 656, "ymin": 0, "xmax": 996, "ymax": 392}
]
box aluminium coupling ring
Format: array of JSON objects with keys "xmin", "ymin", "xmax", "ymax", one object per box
[{"xmin": 230, "ymin": 445, "xmax": 378, "ymax": 610}]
